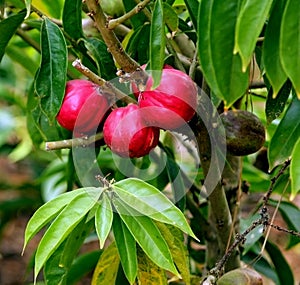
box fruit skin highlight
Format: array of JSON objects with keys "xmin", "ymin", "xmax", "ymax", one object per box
[
  {"xmin": 56, "ymin": 79, "xmax": 109, "ymax": 133},
  {"xmin": 220, "ymin": 110, "xmax": 265, "ymax": 156},
  {"xmin": 136, "ymin": 67, "xmax": 198, "ymax": 130},
  {"xmin": 103, "ymin": 104, "xmax": 160, "ymax": 158}
]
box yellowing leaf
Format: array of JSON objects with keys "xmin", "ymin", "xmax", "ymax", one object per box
[
  {"xmin": 92, "ymin": 242, "xmax": 120, "ymax": 285},
  {"xmin": 137, "ymin": 247, "xmax": 168, "ymax": 285}
]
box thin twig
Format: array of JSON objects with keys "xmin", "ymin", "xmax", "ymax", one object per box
[
  {"xmin": 72, "ymin": 59, "xmax": 136, "ymax": 104},
  {"xmin": 268, "ymin": 223, "xmax": 300, "ymax": 238},
  {"xmin": 108, "ymin": 0, "xmax": 151, "ymax": 30},
  {"xmin": 45, "ymin": 132, "xmax": 104, "ymax": 151}
]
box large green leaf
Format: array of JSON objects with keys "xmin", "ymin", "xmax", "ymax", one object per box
[
  {"xmin": 234, "ymin": 0, "xmax": 273, "ymax": 71},
  {"xmin": 112, "ymin": 214, "xmax": 138, "ymax": 284},
  {"xmin": 149, "ymin": 0, "xmax": 165, "ymax": 88},
  {"xmin": 34, "ymin": 188, "xmax": 103, "ymax": 280},
  {"xmin": 291, "ymin": 138, "xmax": 300, "ymax": 199},
  {"xmin": 265, "ymin": 240, "xmax": 294, "ymax": 285},
  {"xmin": 62, "ymin": 0, "xmax": 83, "ymax": 40},
  {"xmin": 92, "ymin": 242, "xmax": 120, "ymax": 285},
  {"xmin": 95, "ymin": 193, "xmax": 113, "ymax": 249},
  {"xmin": 113, "ymin": 178, "xmax": 197, "ymax": 239},
  {"xmin": 263, "ymin": 0, "xmax": 288, "ymax": 97},
  {"xmin": 23, "ymin": 188, "xmax": 87, "ymax": 252},
  {"xmin": 112, "ymin": 197, "xmax": 179, "ymax": 276},
  {"xmin": 198, "ymin": 0, "xmax": 249, "ymax": 106},
  {"xmin": 280, "ymin": 0, "xmax": 300, "ymax": 99},
  {"xmin": 268, "ymin": 96, "xmax": 300, "ymax": 170},
  {"xmin": 34, "ymin": 17, "xmax": 67, "ymax": 123},
  {"xmin": 0, "ymin": 10, "xmax": 26, "ymax": 62}
]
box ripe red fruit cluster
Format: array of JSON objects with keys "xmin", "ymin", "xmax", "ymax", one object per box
[
  {"xmin": 56, "ymin": 79, "xmax": 109, "ymax": 133},
  {"xmin": 56, "ymin": 67, "xmax": 197, "ymax": 158}
]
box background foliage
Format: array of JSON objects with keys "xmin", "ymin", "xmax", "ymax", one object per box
[{"xmin": 1, "ymin": 0, "xmax": 300, "ymax": 284}]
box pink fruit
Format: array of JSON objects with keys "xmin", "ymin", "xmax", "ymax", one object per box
[
  {"xmin": 56, "ymin": 79, "xmax": 109, "ymax": 133},
  {"xmin": 136, "ymin": 68, "xmax": 198, "ymax": 130},
  {"xmin": 103, "ymin": 104, "xmax": 160, "ymax": 158}
]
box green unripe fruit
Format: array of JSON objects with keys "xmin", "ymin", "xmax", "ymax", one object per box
[{"xmin": 220, "ymin": 110, "xmax": 265, "ymax": 156}]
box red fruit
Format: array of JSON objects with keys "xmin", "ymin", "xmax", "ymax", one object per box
[
  {"xmin": 56, "ymin": 79, "xmax": 109, "ymax": 133},
  {"xmin": 131, "ymin": 64, "xmax": 174, "ymax": 99},
  {"xmin": 138, "ymin": 68, "xmax": 198, "ymax": 130},
  {"xmin": 103, "ymin": 104, "xmax": 160, "ymax": 158}
]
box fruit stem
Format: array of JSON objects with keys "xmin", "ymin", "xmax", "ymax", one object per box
[
  {"xmin": 72, "ymin": 59, "xmax": 136, "ymax": 104},
  {"xmin": 107, "ymin": 0, "xmax": 152, "ymax": 30},
  {"xmin": 45, "ymin": 132, "xmax": 104, "ymax": 151}
]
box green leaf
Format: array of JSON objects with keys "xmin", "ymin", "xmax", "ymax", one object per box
[
  {"xmin": 112, "ymin": 197, "xmax": 179, "ymax": 277},
  {"xmin": 0, "ymin": 10, "xmax": 26, "ymax": 62},
  {"xmin": 62, "ymin": 0, "xmax": 83, "ymax": 40},
  {"xmin": 113, "ymin": 178, "xmax": 197, "ymax": 239},
  {"xmin": 163, "ymin": 3, "xmax": 179, "ymax": 32},
  {"xmin": 34, "ymin": 18, "xmax": 67, "ymax": 123},
  {"xmin": 263, "ymin": 0, "xmax": 288, "ymax": 97},
  {"xmin": 183, "ymin": 0, "xmax": 199, "ymax": 30},
  {"xmin": 44, "ymin": 240, "xmax": 68, "ymax": 285},
  {"xmin": 268, "ymin": 96, "xmax": 300, "ymax": 170},
  {"xmin": 217, "ymin": 268, "xmax": 262, "ymax": 285},
  {"xmin": 34, "ymin": 188, "xmax": 103, "ymax": 280},
  {"xmin": 85, "ymin": 38, "xmax": 117, "ymax": 80},
  {"xmin": 5, "ymin": 44, "xmax": 38, "ymax": 75},
  {"xmin": 123, "ymin": 0, "xmax": 148, "ymax": 29},
  {"xmin": 149, "ymin": 0, "xmax": 165, "ymax": 88},
  {"xmin": 198, "ymin": 0, "xmax": 249, "ymax": 106},
  {"xmin": 291, "ymin": 138, "xmax": 300, "ymax": 199},
  {"xmin": 137, "ymin": 246, "xmax": 168, "ymax": 285},
  {"xmin": 67, "ymin": 250, "xmax": 102, "ymax": 285},
  {"xmin": 113, "ymin": 214, "xmax": 138, "ymax": 284},
  {"xmin": 59, "ymin": 219, "xmax": 93, "ymax": 269},
  {"xmin": 280, "ymin": 0, "xmax": 300, "ymax": 99},
  {"xmin": 265, "ymin": 80, "xmax": 291, "ymax": 124},
  {"xmin": 92, "ymin": 242, "xmax": 120, "ymax": 285},
  {"xmin": 95, "ymin": 193, "xmax": 113, "ymax": 249},
  {"xmin": 23, "ymin": 188, "xmax": 87, "ymax": 252},
  {"xmin": 125, "ymin": 23, "xmax": 150, "ymax": 66},
  {"xmin": 234, "ymin": 0, "xmax": 273, "ymax": 71},
  {"xmin": 265, "ymin": 240, "xmax": 294, "ymax": 285},
  {"xmin": 44, "ymin": 219, "xmax": 93, "ymax": 285}
]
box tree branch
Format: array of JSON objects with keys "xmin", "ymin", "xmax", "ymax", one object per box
[
  {"xmin": 85, "ymin": 0, "xmax": 139, "ymax": 73},
  {"xmin": 108, "ymin": 0, "xmax": 151, "ymax": 30}
]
